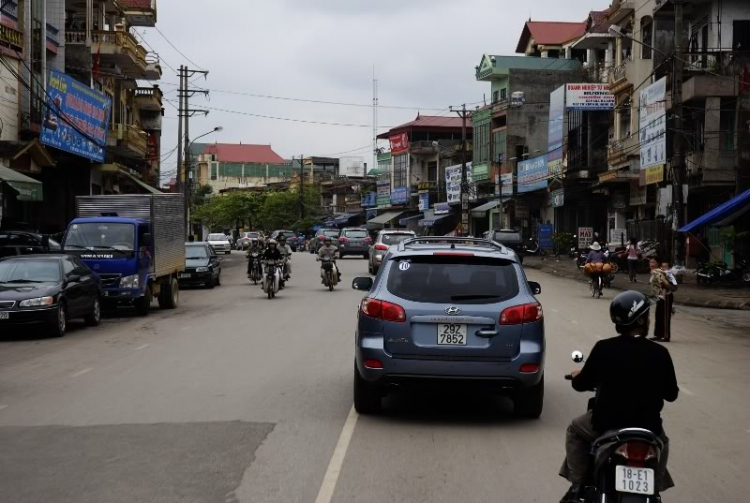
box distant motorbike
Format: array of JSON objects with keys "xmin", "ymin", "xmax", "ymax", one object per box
[
  {"xmin": 525, "ymin": 238, "xmax": 546, "ymax": 256},
  {"xmin": 320, "ymin": 256, "xmax": 338, "ymax": 291},
  {"xmin": 248, "ymin": 252, "xmax": 263, "ymax": 285},
  {"xmin": 564, "ymin": 350, "xmax": 666, "ymax": 502},
  {"xmin": 262, "ymin": 260, "xmax": 283, "ymax": 299},
  {"xmin": 569, "ymin": 235, "xmax": 578, "ymax": 258},
  {"xmin": 697, "ymin": 259, "xmax": 750, "ymax": 286}
]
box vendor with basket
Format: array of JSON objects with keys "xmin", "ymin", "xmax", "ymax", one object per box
[{"xmin": 584, "ymin": 242, "xmax": 607, "ymax": 297}]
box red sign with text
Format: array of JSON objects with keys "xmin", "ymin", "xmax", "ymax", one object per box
[{"xmin": 389, "ymin": 133, "xmax": 409, "ymax": 153}]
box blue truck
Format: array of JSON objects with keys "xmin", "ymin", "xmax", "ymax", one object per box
[{"xmin": 61, "ymin": 194, "xmax": 185, "ymax": 316}]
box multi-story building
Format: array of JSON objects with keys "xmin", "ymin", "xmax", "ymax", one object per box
[{"xmin": 195, "ymin": 143, "xmax": 289, "ymax": 193}]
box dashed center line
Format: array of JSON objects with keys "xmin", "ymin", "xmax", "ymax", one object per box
[
  {"xmin": 680, "ymin": 386, "xmax": 695, "ymax": 396},
  {"xmin": 179, "ymin": 326, "xmax": 191, "ymax": 331},
  {"xmin": 71, "ymin": 368, "xmax": 94, "ymax": 377},
  {"xmin": 570, "ymin": 320, "xmax": 579, "ymax": 325},
  {"xmin": 0, "ymin": 405, "xmax": 8, "ymax": 411},
  {"xmin": 134, "ymin": 344, "xmax": 150, "ymax": 351}
]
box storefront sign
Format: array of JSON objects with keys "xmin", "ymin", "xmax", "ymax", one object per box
[
  {"xmin": 501, "ymin": 172, "xmax": 513, "ymax": 196},
  {"xmin": 610, "ymin": 228, "xmax": 628, "ymax": 246},
  {"xmin": 630, "ymin": 179, "xmax": 647, "ymax": 205},
  {"xmin": 360, "ymin": 191, "xmax": 376, "ymax": 207},
  {"xmin": 517, "ymin": 155, "xmax": 548, "ymax": 193},
  {"xmin": 41, "ymin": 70, "xmax": 112, "ymax": 162},
  {"xmin": 547, "ymin": 86, "xmax": 565, "ymax": 177},
  {"xmin": 376, "ymin": 180, "xmax": 390, "ymax": 207},
  {"xmin": 551, "ymin": 188, "xmax": 565, "ymax": 208},
  {"xmin": 578, "ymin": 227, "xmax": 594, "ymax": 249},
  {"xmin": 390, "ymin": 186, "xmax": 408, "ymax": 205},
  {"xmin": 434, "ymin": 202, "xmax": 450, "ymax": 215},
  {"xmin": 418, "ymin": 193, "xmax": 429, "ymax": 211},
  {"xmin": 612, "ymin": 193, "xmax": 627, "ymax": 210},
  {"xmin": 538, "ymin": 224, "xmax": 554, "ymax": 250},
  {"xmin": 565, "ymin": 83, "xmax": 615, "ymax": 110},
  {"xmin": 389, "ymin": 132, "xmax": 409, "ymax": 154},
  {"xmin": 639, "ymin": 77, "xmax": 667, "ymax": 170},
  {"xmin": 645, "ymin": 164, "xmax": 664, "ymax": 185},
  {"xmin": 445, "ymin": 163, "xmax": 475, "ymax": 203}
]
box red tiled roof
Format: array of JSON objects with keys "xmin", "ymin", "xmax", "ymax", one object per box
[
  {"xmin": 202, "ymin": 143, "xmax": 286, "ymax": 164},
  {"xmin": 120, "ymin": 0, "xmax": 153, "ymax": 8},
  {"xmin": 376, "ymin": 115, "xmax": 469, "ymax": 139},
  {"xmin": 587, "ymin": 10, "xmax": 612, "ymax": 34},
  {"xmin": 516, "ymin": 21, "xmax": 587, "ymax": 53}
]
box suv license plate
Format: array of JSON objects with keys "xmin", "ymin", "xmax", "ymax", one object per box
[
  {"xmin": 0, "ymin": 312, "xmax": 9, "ymax": 320},
  {"xmin": 437, "ymin": 324, "xmax": 467, "ymax": 345},
  {"xmin": 615, "ymin": 466, "xmax": 654, "ymax": 495},
  {"xmin": 179, "ymin": 273, "xmax": 191, "ymax": 279}
]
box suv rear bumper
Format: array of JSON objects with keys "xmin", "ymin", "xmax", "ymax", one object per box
[{"xmin": 355, "ymin": 335, "xmax": 544, "ymax": 390}]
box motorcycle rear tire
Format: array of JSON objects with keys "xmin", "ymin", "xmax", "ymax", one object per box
[{"xmin": 327, "ymin": 271, "xmax": 334, "ymax": 291}]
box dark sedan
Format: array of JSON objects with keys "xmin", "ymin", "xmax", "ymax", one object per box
[
  {"xmin": 484, "ymin": 229, "xmax": 525, "ymax": 264},
  {"xmin": 0, "ymin": 230, "xmax": 61, "ymax": 258},
  {"xmin": 179, "ymin": 243, "xmax": 222, "ymax": 288},
  {"xmin": 0, "ymin": 255, "xmax": 103, "ymax": 337}
]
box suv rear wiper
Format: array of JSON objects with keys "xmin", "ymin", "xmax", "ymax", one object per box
[{"xmin": 450, "ymin": 294, "xmax": 499, "ymax": 300}]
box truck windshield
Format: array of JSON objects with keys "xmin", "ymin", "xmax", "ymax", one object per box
[{"xmin": 65, "ymin": 223, "xmax": 136, "ymax": 251}]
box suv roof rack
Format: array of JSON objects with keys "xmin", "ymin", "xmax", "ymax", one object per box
[{"xmin": 398, "ymin": 236, "xmax": 507, "ymax": 253}]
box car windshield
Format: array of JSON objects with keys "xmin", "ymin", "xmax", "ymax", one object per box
[
  {"xmin": 64, "ymin": 223, "xmax": 135, "ymax": 251},
  {"xmin": 0, "ymin": 260, "xmax": 61, "ymax": 283},
  {"xmin": 323, "ymin": 230, "xmax": 340, "ymax": 238},
  {"xmin": 381, "ymin": 233, "xmax": 414, "ymax": 244},
  {"xmin": 386, "ymin": 256, "xmax": 519, "ymax": 304},
  {"xmin": 185, "ymin": 245, "xmax": 209, "ymax": 259},
  {"xmin": 492, "ymin": 232, "xmax": 522, "ymax": 243},
  {"xmin": 247, "ymin": 233, "xmax": 259, "ymax": 238},
  {"xmin": 208, "ymin": 234, "xmax": 227, "ymax": 241},
  {"xmin": 344, "ymin": 230, "xmax": 368, "ymax": 238}
]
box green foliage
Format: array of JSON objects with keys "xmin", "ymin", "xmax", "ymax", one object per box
[{"xmin": 551, "ymin": 232, "xmax": 573, "ymax": 252}]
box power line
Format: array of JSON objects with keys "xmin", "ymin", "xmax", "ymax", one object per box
[{"xmin": 154, "ymin": 26, "xmax": 205, "ymax": 71}]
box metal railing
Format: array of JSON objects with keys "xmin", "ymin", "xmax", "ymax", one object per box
[
  {"xmin": 134, "ymin": 87, "xmax": 162, "ymax": 100},
  {"xmin": 609, "ymin": 58, "xmax": 629, "ymax": 84},
  {"xmin": 0, "ymin": 24, "xmax": 23, "ymax": 51},
  {"xmin": 65, "ymin": 30, "xmax": 144, "ymax": 61},
  {"xmin": 121, "ymin": 0, "xmax": 156, "ymax": 9},
  {"xmin": 1, "ymin": 0, "xmax": 18, "ymax": 20},
  {"xmin": 110, "ymin": 123, "xmax": 149, "ymax": 153}
]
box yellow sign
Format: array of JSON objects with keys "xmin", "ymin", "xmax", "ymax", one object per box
[{"xmin": 644, "ymin": 165, "xmax": 664, "ymax": 185}]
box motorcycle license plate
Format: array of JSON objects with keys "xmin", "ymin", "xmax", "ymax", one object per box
[
  {"xmin": 437, "ymin": 324, "xmax": 467, "ymax": 345},
  {"xmin": 615, "ymin": 466, "xmax": 654, "ymax": 495}
]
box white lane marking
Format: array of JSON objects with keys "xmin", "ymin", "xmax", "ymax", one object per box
[
  {"xmin": 570, "ymin": 320, "xmax": 579, "ymax": 325},
  {"xmin": 71, "ymin": 367, "xmax": 94, "ymax": 377},
  {"xmin": 134, "ymin": 344, "xmax": 150, "ymax": 351},
  {"xmin": 0, "ymin": 405, "xmax": 8, "ymax": 411},
  {"xmin": 314, "ymin": 406, "xmax": 359, "ymax": 503},
  {"xmin": 680, "ymin": 386, "xmax": 695, "ymax": 396},
  {"xmin": 179, "ymin": 326, "xmax": 191, "ymax": 331},
  {"xmin": 551, "ymin": 308, "xmax": 559, "ymax": 313}
]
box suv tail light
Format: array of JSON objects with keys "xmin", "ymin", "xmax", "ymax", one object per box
[
  {"xmin": 361, "ymin": 298, "xmax": 406, "ymax": 322},
  {"xmin": 615, "ymin": 442, "xmax": 657, "ymax": 467},
  {"xmin": 318, "ymin": 235, "xmax": 326, "ymax": 240},
  {"xmin": 374, "ymin": 244, "xmax": 389, "ymax": 251},
  {"xmin": 339, "ymin": 237, "xmax": 349, "ymax": 244},
  {"xmin": 499, "ymin": 303, "xmax": 543, "ymax": 325},
  {"xmin": 364, "ymin": 237, "xmax": 372, "ymax": 244}
]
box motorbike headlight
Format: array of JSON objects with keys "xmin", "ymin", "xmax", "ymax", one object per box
[
  {"xmin": 119, "ymin": 274, "xmax": 140, "ymax": 289},
  {"xmin": 19, "ymin": 296, "xmax": 56, "ymax": 307},
  {"xmin": 196, "ymin": 267, "xmax": 210, "ymax": 273}
]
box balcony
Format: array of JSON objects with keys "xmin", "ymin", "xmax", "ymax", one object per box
[
  {"xmin": 121, "ymin": 0, "xmax": 158, "ymax": 27},
  {"xmin": 409, "ymin": 139, "xmax": 461, "ymax": 155},
  {"xmin": 65, "ymin": 30, "xmax": 161, "ymax": 80},
  {"xmin": 0, "ymin": 24, "xmax": 23, "ymax": 53},
  {"xmin": 686, "ymin": 149, "xmax": 736, "ymax": 185},
  {"xmin": 0, "ymin": 0, "xmax": 18, "ymax": 26},
  {"xmin": 606, "ymin": 135, "xmax": 638, "ymax": 167},
  {"xmin": 46, "ymin": 23, "xmax": 60, "ymax": 54},
  {"xmin": 608, "ymin": 1, "xmax": 635, "ymax": 25},
  {"xmin": 108, "ymin": 123, "xmax": 149, "ymax": 158},
  {"xmin": 133, "ymin": 87, "xmax": 163, "ymax": 111},
  {"xmin": 682, "ymin": 73, "xmax": 738, "ymax": 103}
]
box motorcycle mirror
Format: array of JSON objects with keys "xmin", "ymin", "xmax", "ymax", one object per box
[{"xmin": 571, "ymin": 350, "xmax": 584, "ymax": 363}]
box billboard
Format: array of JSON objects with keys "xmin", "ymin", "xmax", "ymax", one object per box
[
  {"xmin": 565, "ymin": 83, "xmax": 615, "ymax": 110},
  {"xmin": 418, "ymin": 193, "xmax": 429, "ymax": 211},
  {"xmin": 547, "ymin": 86, "xmax": 565, "ymax": 178},
  {"xmin": 517, "ymin": 155, "xmax": 548, "ymax": 193},
  {"xmin": 445, "ymin": 163, "xmax": 475, "ymax": 203},
  {"xmin": 41, "ymin": 70, "xmax": 112, "ymax": 162},
  {"xmin": 500, "ymin": 172, "xmax": 513, "ymax": 196},
  {"xmin": 639, "ymin": 77, "xmax": 667, "ymax": 170},
  {"xmin": 389, "ymin": 132, "xmax": 409, "ymax": 154},
  {"xmin": 390, "ymin": 186, "xmax": 408, "ymax": 205},
  {"xmin": 376, "ymin": 180, "xmax": 390, "ymax": 207}
]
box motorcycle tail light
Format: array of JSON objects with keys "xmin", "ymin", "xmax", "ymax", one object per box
[{"xmin": 615, "ymin": 441, "xmax": 657, "ymax": 467}]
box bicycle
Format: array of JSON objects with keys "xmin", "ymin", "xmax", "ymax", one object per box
[{"xmin": 590, "ymin": 274, "xmax": 603, "ymax": 299}]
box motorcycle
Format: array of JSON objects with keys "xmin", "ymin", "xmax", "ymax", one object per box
[
  {"xmin": 525, "ymin": 238, "xmax": 546, "ymax": 256},
  {"xmin": 262, "ymin": 260, "xmax": 283, "ymax": 299},
  {"xmin": 569, "ymin": 235, "xmax": 578, "ymax": 259},
  {"xmin": 248, "ymin": 252, "xmax": 263, "ymax": 285},
  {"xmin": 564, "ymin": 350, "xmax": 666, "ymax": 502},
  {"xmin": 696, "ymin": 259, "xmax": 750, "ymax": 285},
  {"xmin": 320, "ymin": 256, "xmax": 338, "ymax": 291}
]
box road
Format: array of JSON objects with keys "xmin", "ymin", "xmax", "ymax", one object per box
[{"xmin": 1, "ymin": 251, "xmax": 748, "ymax": 503}]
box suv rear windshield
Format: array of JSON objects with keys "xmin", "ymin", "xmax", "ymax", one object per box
[
  {"xmin": 386, "ymin": 256, "xmax": 519, "ymax": 304},
  {"xmin": 321, "ymin": 230, "xmax": 340, "ymax": 238},
  {"xmin": 343, "ymin": 229, "xmax": 368, "ymax": 238},
  {"xmin": 380, "ymin": 233, "xmax": 414, "ymax": 245},
  {"xmin": 492, "ymin": 231, "xmax": 522, "ymax": 244}
]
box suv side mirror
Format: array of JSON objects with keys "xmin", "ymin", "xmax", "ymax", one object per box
[
  {"xmin": 352, "ymin": 277, "xmax": 373, "ymax": 291},
  {"xmin": 141, "ymin": 233, "xmax": 153, "ymax": 247},
  {"xmin": 528, "ymin": 281, "xmax": 541, "ymax": 295}
]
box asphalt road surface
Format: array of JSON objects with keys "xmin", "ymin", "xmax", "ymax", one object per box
[{"xmin": 1, "ymin": 251, "xmax": 748, "ymax": 503}]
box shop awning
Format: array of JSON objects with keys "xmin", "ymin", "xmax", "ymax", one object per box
[
  {"xmin": 333, "ymin": 213, "xmax": 357, "ymax": 225},
  {"xmin": 399, "ymin": 213, "xmax": 423, "ymax": 225},
  {"xmin": 470, "ymin": 199, "xmax": 501, "ymax": 216},
  {"xmin": 0, "ymin": 164, "xmax": 43, "ymax": 201},
  {"xmin": 419, "ymin": 209, "xmax": 454, "ymax": 227},
  {"xmin": 119, "ymin": 169, "xmax": 162, "ymax": 194},
  {"xmin": 678, "ymin": 188, "xmax": 750, "ymax": 233},
  {"xmin": 367, "ymin": 210, "xmax": 406, "ymax": 226}
]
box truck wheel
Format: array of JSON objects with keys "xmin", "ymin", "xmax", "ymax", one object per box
[
  {"xmin": 158, "ymin": 278, "xmax": 179, "ymax": 309},
  {"xmin": 514, "ymin": 375, "xmax": 544, "ymax": 419},
  {"xmin": 134, "ymin": 287, "xmax": 152, "ymax": 316}
]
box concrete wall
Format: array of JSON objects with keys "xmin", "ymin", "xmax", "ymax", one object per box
[{"xmin": 0, "ymin": 58, "xmax": 20, "ymax": 141}]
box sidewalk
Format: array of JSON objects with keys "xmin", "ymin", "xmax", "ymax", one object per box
[{"xmin": 523, "ymin": 256, "xmax": 750, "ymax": 310}]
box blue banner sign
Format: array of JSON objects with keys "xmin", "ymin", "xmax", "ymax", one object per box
[
  {"xmin": 360, "ymin": 191, "xmax": 376, "ymax": 207},
  {"xmin": 41, "ymin": 70, "xmax": 112, "ymax": 162},
  {"xmin": 390, "ymin": 186, "xmax": 408, "ymax": 205},
  {"xmin": 434, "ymin": 202, "xmax": 450, "ymax": 215},
  {"xmin": 538, "ymin": 224, "xmax": 554, "ymax": 249},
  {"xmin": 418, "ymin": 193, "xmax": 429, "ymax": 211},
  {"xmin": 517, "ymin": 155, "xmax": 548, "ymax": 193}
]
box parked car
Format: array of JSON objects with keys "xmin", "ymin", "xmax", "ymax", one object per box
[
  {"xmin": 179, "ymin": 242, "xmax": 222, "ymax": 288},
  {"xmin": 206, "ymin": 233, "xmax": 232, "ymax": 254},
  {"xmin": 483, "ymin": 229, "xmax": 525, "ymax": 264},
  {"xmin": 0, "ymin": 230, "xmax": 61, "ymax": 258},
  {"xmin": 311, "ymin": 228, "xmax": 341, "ymax": 254},
  {"xmin": 236, "ymin": 231, "xmax": 263, "ymax": 251},
  {"xmin": 270, "ymin": 230, "xmax": 300, "ymax": 251},
  {"xmin": 0, "ymin": 254, "xmax": 103, "ymax": 337},
  {"xmin": 350, "ymin": 236, "xmax": 544, "ymax": 417},
  {"xmin": 338, "ymin": 227, "xmax": 372, "ymax": 259},
  {"xmin": 367, "ymin": 229, "xmax": 416, "ymax": 275}
]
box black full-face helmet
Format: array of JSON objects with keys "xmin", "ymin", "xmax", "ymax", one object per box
[{"xmin": 610, "ymin": 290, "xmax": 651, "ymax": 328}]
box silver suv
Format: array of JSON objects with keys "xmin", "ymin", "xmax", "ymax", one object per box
[
  {"xmin": 351, "ymin": 236, "xmax": 544, "ymax": 417},
  {"xmin": 368, "ymin": 229, "xmax": 416, "ymax": 275}
]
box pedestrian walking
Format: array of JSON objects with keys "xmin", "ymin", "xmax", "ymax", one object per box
[{"xmin": 627, "ymin": 237, "xmax": 639, "ymax": 283}]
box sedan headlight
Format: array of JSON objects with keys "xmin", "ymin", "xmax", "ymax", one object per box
[
  {"xmin": 119, "ymin": 274, "xmax": 140, "ymax": 288},
  {"xmin": 196, "ymin": 267, "xmax": 210, "ymax": 273},
  {"xmin": 19, "ymin": 296, "xmax": 56, "ymax": 307}
]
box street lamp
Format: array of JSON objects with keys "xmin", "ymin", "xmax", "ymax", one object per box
[{"xmin": 185, "ymin": 126, "xmax": 223, "ymax": 238}]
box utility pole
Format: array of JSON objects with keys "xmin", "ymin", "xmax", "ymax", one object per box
[
  {"xmin": 672, "ymin": 1, "xmax": 686, "ymax": 267},
  {"xmin": 299, "ymin": 154, "xmax": 305, "ymax": 221},
  {"xmin": 176, "ymin": 65, "xmax": 184, "ymax": 198},
  {"xmin": 451, "ymin": 104, "xmax": 471, "ymax": 236}
]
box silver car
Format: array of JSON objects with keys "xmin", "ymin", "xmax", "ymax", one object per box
[
  {"xmin": 351, "ymin": 236, "xmax": 545, "ymax": 417},
  {"xmin": 367, "ymin": 230, "xmax": 416, "ymax": 275},
  {"xmin": 206, "ymin": 233, "xmax": 231, "ymax": 254}
]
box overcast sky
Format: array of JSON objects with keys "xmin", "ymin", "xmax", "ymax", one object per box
[{"xmin": 146, "ymin": 0, "xmax": 608, "ymax": 180}]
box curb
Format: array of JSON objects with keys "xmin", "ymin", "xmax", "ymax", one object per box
[{"xmin": 523, "ymin": 261, "xmax": 750, "ymax": 311}]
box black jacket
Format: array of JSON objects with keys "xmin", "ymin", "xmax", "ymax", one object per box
[{"xmin": 262, "ymin": 248, "xmax": 282, "ymax": 261}]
